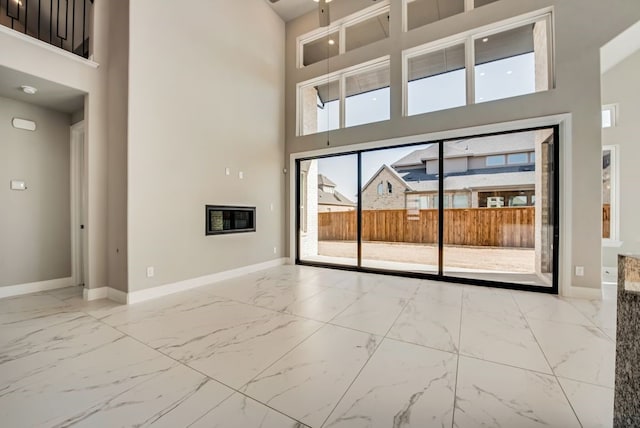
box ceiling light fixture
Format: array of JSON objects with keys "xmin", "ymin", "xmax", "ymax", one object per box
[
  {"xmin": 482, "ymin": 37, "xmax": 489, "ymax": 42},
  {"xmin": 328, "ymin": 39, "xmax": 335, "ymax": 45},
  {"xmin": 313, "ymin": 0, "xmax": 332, "ymax": 2},
  {"xmin": 506, "ymin": 70, "xmax": 513, "ymax": 75},
  {"xmin": 21, "ymin": 85, "xmax": 37, "ymax": 95}
]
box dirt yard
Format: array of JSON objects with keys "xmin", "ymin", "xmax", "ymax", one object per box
[{"xmin": 319, "ymin": 241, "xmax": 535, "ymax": 273}]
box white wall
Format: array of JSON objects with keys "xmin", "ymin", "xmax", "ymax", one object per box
[
  {"xmin": 127, "ymin": 0, "xmax": 286, "ymax": 291},
  {"xmin": 0, "ymin": 97, "xmax": 71, "ymax": 286},
  {"xmin": 602, "ymin": 49, "xmax": 640, "ymax": 268},
  {"xmin": 284, "ymin": 0, "xmax": 640, "ymax": 291}
]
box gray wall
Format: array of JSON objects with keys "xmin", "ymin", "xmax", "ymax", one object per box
[
  {"xmin": 284, "ymin": 0, "xmax": 640, "ymax": 290},
  {"xmin": 602, "ymin": 49, "xmax": 640, "ymax": 268},
  {"xmin": 127, "ymin": 0, "xmax": 286, "ymax": 291},
  {"xmin": 0, "ymin": 97, "xmax": 71, "ymax": 286},
  {"xmin": 106, "ymin": 0, "xmax": 129, "ymax": 293},
  {"xmin": 0, "ymin": 0, "xmax": 116, "ymax": 291}
]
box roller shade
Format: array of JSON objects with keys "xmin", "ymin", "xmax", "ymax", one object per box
[{"xmin": 408, "ymin": 44, "xmax": 465, "ymax": 82}]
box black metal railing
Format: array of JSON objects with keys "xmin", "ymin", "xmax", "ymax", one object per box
[{"xmin": 1, "ymin": 0, "xmax": 93, "ymax": 59}]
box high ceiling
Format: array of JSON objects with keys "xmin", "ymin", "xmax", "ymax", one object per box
[
  {"xmin": 264, "ymin": 0, "xmax": 318, "ymax": 22},
  {"xmin": 0, "ymin": 65, "xmax": 85, "ymax": 114}
]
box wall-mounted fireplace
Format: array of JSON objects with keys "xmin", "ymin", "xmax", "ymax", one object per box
[{"xmin": 205, "ymin": 205, "xmax": 256, "ymax": 235}]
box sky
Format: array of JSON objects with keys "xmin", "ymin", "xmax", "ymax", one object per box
[{"xmin": 316, "ymin": 53, "xmax": 536, "ymax": 199}]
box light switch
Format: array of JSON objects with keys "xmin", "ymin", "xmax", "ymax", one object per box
[
  {"xmin": 239, "ymin": 171, "xmax": 244, "ymax": 179},
  {"xmin": 225, "ymin": 168, "xmax": 230, "ymax": 176},
  {"xmin": 10, "ymin": 180, "xmax": 26, "ymax": 190}
]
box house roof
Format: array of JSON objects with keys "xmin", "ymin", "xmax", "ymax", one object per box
[
  {"xmin": 408, "ymin": 171, "xmax": 536, "ymax": 192},
  {"xmin": 362, "ymin": 164, "xmax": 414, "ymax": 192},
  {"xmin": 318, "ymin": 189, "xmax": 356, "ymax": 207},
  {"xmin": 392, "ymin": 130, "xmax": 551, "ymax": 168},
  {"xmin": 318, "ymin": 174, "xmax": 337, "ymax": 188}
]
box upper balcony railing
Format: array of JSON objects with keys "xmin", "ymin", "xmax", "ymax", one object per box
[{"xmin": 1, "ymin": 0, "xmax": 93, "ymax": 59}]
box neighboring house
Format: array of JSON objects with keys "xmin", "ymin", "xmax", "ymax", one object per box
[
  {"xmin": 361, "ymin": 165, "xmax": 412, "ymax": 210},
  {"xmin": 317, "ymin": 174, "xmax": 356, "ymax": 212},
  {"xmin": 362, "ymin": 132, "xmax": 543, "ymax": 210}
]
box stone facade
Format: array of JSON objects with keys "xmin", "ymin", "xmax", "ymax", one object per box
[{"xmin": 362, "ymin": 167, "xmax": 408, "ymax": 210}]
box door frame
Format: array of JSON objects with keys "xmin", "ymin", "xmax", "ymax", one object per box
[
  {"xmin": 70, "ymin": 121, "xmax": 86, "ymax": 287},
  {"xmin": 293, "ymin": 125, "xmax": 560, "ymax": 294}
]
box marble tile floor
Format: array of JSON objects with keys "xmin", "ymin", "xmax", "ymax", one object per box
[{"xmin": 0, "ymin": 265, "xmax": 617, "ymax": 427}]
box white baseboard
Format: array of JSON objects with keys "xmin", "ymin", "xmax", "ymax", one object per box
[
  {"xmin": 0, "ymin": 277, "xmax": 74, "ymax": 299},
  {"xmin": 82, "ymin": 258, "xmax": 288, "ymax": 305},
  {"xmin": 83, "ymin": 286, "xmax": 128, "ymax": 304},
  {"xmin": 561, "ymin": 284, "xmax": 603, "ymax": 300},
  {"xmin": 127, "ymin": 258, "xmax": 288, "ymax": 304}
]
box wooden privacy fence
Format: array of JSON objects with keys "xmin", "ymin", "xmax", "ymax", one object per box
[{"xmin": 318, "ymin": 208, "xmax": 536, "ymax": 248}]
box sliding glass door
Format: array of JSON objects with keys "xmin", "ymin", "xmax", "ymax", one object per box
[
  {"xmin": 442, "ymin": 129, "xmax": 556, "ymax": 288},
  {"xmin": 360, "ymin": 144, "xmax": 438, "ymax": 275},
  {"xmin": 296, "ymin": 126, "xmax": 559, "ymax": 292},
  {"xmin": 298, "ymin": 154, "xmax": 358, "ymax": 266}
]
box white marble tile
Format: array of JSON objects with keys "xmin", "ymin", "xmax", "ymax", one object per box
[
  {"xmin": 388, "ymin": 297, "xmax": 461, "ymax": 353},
  {"xmin": 285, "ymin": 288, "xmax": 363, "ymax": 322},
  {"xmin": 324, "ymin": 338, "xmax": 457, "ymax": 428},
  {"xmin": 414, "ymin": 280, "xmax": 464, "ymax": 307},
  {"xmin": 243, "ymin": 324, "xmax": 381, "ymax": 427},
  {"xmin": 45, "ymin": 285, "xmax": 84, "ymax": 301},
  {"xmin": 203, "ymin": 274, "xmax": 326, "ymax": 313},
  {"xmin": 602, "ymin": 327, "xmax": 616, "ymax": 341},
  {"xmin": 557, "ymin": 377, "xmax": 614, "ymax": 428},
  {"xmin": 453, "ymin": 356, "xmax": 581, "ymax": 428},
  {"xmin": 459, "ymin": 310, "xmax": 552, "ymax": 374},
  {"xmin": 191, "ymin": 393, "xmax": 309, "ymax": 428},
  {"xmin": 57, "ymin": 365, "xmax": 233, "ymax": 428},
  {"xmin": 528, "ymin": 319, "xmax": 615, "ymax": 387},
  {"xmin": 512, "ymin": 292, "xmax": 593, "ymax": 326},
  {"xmin": 0, "ymin": 292, "xmax": 74, "ymax": 324},
  {"xmin": 104, "ymin": 297, "xmax": 322, "ymax": 389},
  {"xmin": 0, "ymin": 311, "xmax": 125, "ymax": 389},
  {"xmin": 358, "ymin": 275, "xmax": 420, "ymax": 299},
  {"xmin": 565, "ymin": 297, "xmax": 617, "ymax": 330},
  {"xmin": 0, "ymin": 335, "xmax": 178, "ymax": 428},
  {"xmin": 331, "ymin": 294, "xmax": 407, "ymax": 335},
  {"xmin": 462, "ymin": 286, "xmax": 522, "ymax": 317}
]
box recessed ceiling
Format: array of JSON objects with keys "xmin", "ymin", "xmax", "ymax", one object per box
[
  {"xmin": 0, "ymin": 65, "xmax": 85, "ymax": 114},
  {"xmin": 264, "ymin": 0, "xmax": 318, "ymax": 22}
]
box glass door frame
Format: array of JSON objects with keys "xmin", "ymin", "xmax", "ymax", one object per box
[{"xmin": 295, "ymin": 125, "xmax": 560, "ymax": 294}]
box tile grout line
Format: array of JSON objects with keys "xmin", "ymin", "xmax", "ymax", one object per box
[
  {"xmin": 318, "ymin": 285, "xmax": 416, "ymax": 428},
  {"xmin": 101, "ymin": 308, "xmax": 313, "ymax": 427},
  {"xmin": 510, "ymin": 292, "xmax": 584, "ymax": 428},
  {"xmin": 45, "ymin": 286, "xmax": 314, "ymax": 427}
]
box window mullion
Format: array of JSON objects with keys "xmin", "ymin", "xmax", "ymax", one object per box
[
  {"xmin": 465, "ymin": 36, "xmax": 475, "ymax": 105},
  {"xmin": 339, "ymin": 75, "xmax": 346, "ymax": 129}
]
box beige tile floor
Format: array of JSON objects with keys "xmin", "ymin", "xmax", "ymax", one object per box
[{"xmin": 0, "ymin": 265, "xmax": 616, "ymax": 427}]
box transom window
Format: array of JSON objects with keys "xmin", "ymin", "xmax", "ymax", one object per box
[
  {"xmin": 298, "ymin": 2, "xmax": 390, "ymax": 68},
  {"xmin": 298, "ymin": 57, "xmax": 391, "ymax": 136},
  {"xmin": 403, "ymin": 12, "xmax": 553, "ymax": 115}
]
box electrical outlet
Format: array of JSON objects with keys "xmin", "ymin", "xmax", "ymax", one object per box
[
  {"xmin": 146, "ymin": 266, "xmax": 155, "ymax": 278},
  {"xmin": 575, "ymin": 266, "xmax": 584, "ymax": 277}
]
